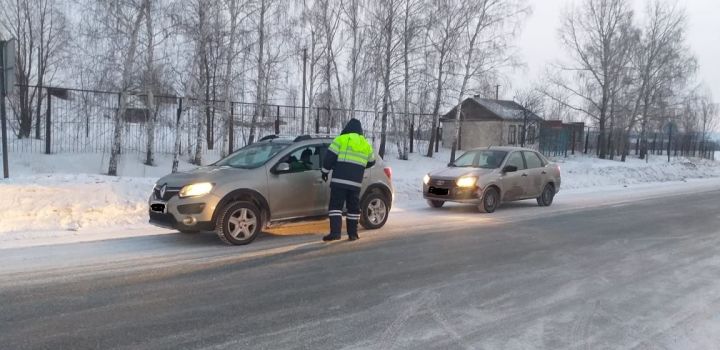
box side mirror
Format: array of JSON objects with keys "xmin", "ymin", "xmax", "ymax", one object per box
[
  {"xmin": 447, "ymin": 162, "xmax": 454, "ymax": 167},
  {"xmin": 502, "ymin": 165, "xmax": 518, "ymax": 173},
  {"xmin": 275, "ymin": 162, "xmax": 290, "ymax": 173}
]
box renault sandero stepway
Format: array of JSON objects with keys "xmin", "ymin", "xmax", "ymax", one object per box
[{"xmin": 149, "ymin": 135, "xmax": 393, "ymax": 245}]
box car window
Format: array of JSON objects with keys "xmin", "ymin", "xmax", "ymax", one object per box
[
  {"xmin": 505, "ymin": 151, "xmax": 526, "ymax": 170},
  {"xmin": 524, "ymin": 151, "xmax": 544, "ymax": 169},
  {"xmin": 453, "ymin": 150, "xmax": 508, "ymax": 169},
  {"xmin": 279, "ymin": 146, "xmax": 322, "ymax": 173},
  {"xmin": 214, "ymin": 142, "xmax": 289, "ymax": 169}
]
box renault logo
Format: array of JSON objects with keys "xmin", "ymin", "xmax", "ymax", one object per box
[{"xmin": 159, "ymin": 184, "xmax": 167, "ymax": 198}]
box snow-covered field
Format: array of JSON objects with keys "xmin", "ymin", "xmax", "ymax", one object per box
[{"xmin": 1, "ymin": 149, "xmax": 719, "ymax": 244}]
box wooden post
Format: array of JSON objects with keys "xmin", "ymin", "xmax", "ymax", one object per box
[{"xmin": 409, "ymin": 115, "xmax": 414, "ymax": 153}]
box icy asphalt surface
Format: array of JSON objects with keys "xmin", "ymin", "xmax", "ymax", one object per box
[{"xmin": 2, "ymin": 181, "xmax": 720, "ymax": 349}]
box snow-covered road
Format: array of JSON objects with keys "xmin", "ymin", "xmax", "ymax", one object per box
[{"xmin": 2, "ymin": 178, "xmax": 720, "ymax": 349}]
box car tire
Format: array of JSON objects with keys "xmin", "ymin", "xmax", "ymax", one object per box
[
  {"xmin": 478, "ymin": 187, "xmax": 499, "ymax": 213},
  {"xmin": 360, "ymin": 192, "xmax": 390, "ymax": 230},
  {"xmin": 537, "ymin": 184, "xmax": 555, "ymax": 207},
  {"xmin": 215, "ymin": 201, "xmax": 263, "ymax": 245},
  {"xmin": 427, "ymin": 199, "xmax": 445, "ymax": 208}
]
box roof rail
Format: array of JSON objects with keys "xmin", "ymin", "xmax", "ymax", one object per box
[{"xmin": 293, "ymin": 134, "xmax": 334, "ymax": 142}]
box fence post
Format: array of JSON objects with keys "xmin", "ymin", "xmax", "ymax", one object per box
[
  {"xmin": 229, "ymin": 101, "xmax": 234, "ymax": 153},
  {"xmin": 584, "ymin": 127, "xmax": 589, "ymax": 154},
  {"xmin": 435, "ymin": 127, "xmax": 440, "ymax": 153},
  {"xmin": 275, "ymin": 105, "xmax": 280, "ymax": 135},
  {"xmin": 45, "ymin": 90, "xmax": 51, "ymax": 154},
  {"xmin": 409, "ymin": 115, "xmax": 414, "ymax": 153},
  {"xmin": 315, "ymin": 108, "xmax": 320, "ymax": 134}
]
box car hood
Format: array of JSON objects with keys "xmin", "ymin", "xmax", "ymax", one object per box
[
  {"xmin": 429, "ymin": 167, "xmax": 497, "ymax": 179},
  {"xmin": 155, "ymin": 166, "xmax": 243, "ymax": 187}
]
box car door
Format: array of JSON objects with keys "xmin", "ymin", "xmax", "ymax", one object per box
[
  {"xmin": 499, "ymin": 151, "xmax": 528, "ymax": 201},
  {"xmin": 522, "ymin": 151, "xmax": 546, "ymax": 198},
  {"xmin": 268, "ymin": 145, "xmax": 329, "ymax": 219}
]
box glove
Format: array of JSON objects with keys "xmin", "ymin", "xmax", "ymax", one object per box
[{"xmin": 321, "ymin": 172, "xmax": 328, "ymax": 182}]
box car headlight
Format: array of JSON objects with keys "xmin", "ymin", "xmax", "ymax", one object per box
[
  {"xmin": 179, "ymin": 182, "xmax": 214, "ymax": 198},
  {"xmin": 456, "ymin": 176, "xmax": 477, "ymax": 188},
  {"xmin": 423, "ymin": 174, "xmax": 430, "ymax": 185}
]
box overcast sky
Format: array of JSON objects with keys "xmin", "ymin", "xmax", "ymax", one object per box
[{"xmin": 507, "ymin": 0, "xmax": 720, "ymax": 101}]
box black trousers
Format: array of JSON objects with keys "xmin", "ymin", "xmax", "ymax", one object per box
[{"xmin": 328, "ymin": 186, "xmax": 360, "ymax": 237}]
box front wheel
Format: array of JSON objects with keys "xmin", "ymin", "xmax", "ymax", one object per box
[
  {"xmin": 478, "ymin": 187, "xmax": 499, "ymax": 213},
  {"xmin": 215, "ymin": 201, "xmax": 263, "ymax": 245},
  {"xmin": 360, "ymin": 192, "xmax": 390, "ymax": 230},
  {"xmin": 537, "ymin": 184, "xmax": 555, "ymax": 207}
]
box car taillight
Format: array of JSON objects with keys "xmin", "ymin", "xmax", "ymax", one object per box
[{"xmin": 383, "ymin": 167, "xmax": 392, "ymax": 179}]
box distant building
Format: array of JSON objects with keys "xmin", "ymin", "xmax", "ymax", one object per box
[{"xmin": 440, "ymin": 96, "xmax": 544, "ymax": 149}]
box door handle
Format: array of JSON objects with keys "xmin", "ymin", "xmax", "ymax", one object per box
[
  {"xmin": 541, "ymin": 171, "xmax": 547, "ymax": 175},
  {"xmin": 521, "ymin": 173, "xmax": 528, "ymax": 177}
]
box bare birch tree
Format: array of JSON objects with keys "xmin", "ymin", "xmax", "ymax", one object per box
[
  {"xmin": 546, "ymin": 0, "xmax": 635, "ymax": 159},
  {"xmin": 425, "ymin": 0, "xmax": 467, "ymax": 157},
  {"xmin": 449, "ymin": 0, "xmax": 528, "ymax": 163}
]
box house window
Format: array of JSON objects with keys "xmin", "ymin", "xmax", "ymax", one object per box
[
  {"xmin": 527, "ymin": 126, "xmax": 536, "ymax": 144},
  {"xmin": 508, "ymin": 125, "xmax": 517, "ymax": 145}
]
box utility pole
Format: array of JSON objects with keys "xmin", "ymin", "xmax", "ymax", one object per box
[{"xmin": 301, "ymin": 48, "xmax": 307, "ymax": 135}]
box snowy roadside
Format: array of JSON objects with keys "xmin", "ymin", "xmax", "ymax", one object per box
[{"xmin": 1, "ymin": 150, "xmax": 719, "ymax": 245}]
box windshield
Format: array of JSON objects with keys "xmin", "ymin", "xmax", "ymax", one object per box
[
  {"xmin": 214, "ymin": 142, "xmax": 289, "ymax": 169},
  {"xmin": 453, "ymin": 150, "xmax": 508, "ymax": 169}
]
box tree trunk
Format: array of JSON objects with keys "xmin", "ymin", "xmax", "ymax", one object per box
[
  {"xmin": 108, "ymin": 4, "xmax": 146, "ymax": 176},
  {"xmin": 144, "ymin": 0, "xmax": 156, "ymax": 166},
  {"xmin": 426, "ymin": 56, "xmax": 444, "ymax": 158},
  {"xmin": 248, "ymin": 0, "xmax": 266, "ymax": 145}
]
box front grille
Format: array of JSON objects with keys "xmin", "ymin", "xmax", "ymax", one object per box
[
  {"xmin": 430, "ymin": 178, "xmax": 455, "ymax": 188},
  {"xmin": 154, "ymin": 186, "xmax": 181, "ymax": 201}
]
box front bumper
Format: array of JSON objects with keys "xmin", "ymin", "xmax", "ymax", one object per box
[
  {"xmin": 147, "ymin": 192, "xmax": 221, "ymax": 231},
  {"xmin": 423, "ymin": 184, "xmax": 481, "ymax": 203}
]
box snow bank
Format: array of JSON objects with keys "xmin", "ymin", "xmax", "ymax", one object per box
[
  {"xmin": 0, "ymin": 174, "xmax": 155, "ymax": 238},
  {"xmin": 0, "ymin": 150, "xmax": 719, "ymax": 242}
]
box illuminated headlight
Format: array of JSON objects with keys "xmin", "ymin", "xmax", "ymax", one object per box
[
  {"xmin": 456, "ymin": 176, "xmax": 477, "ymax": 188},
  {"xmin": 423, "ymin": 174, "xmax": 431, "ymax": 185},
  {"xmin": 179, "ymin": 182, "xmax": 214, "ymax": 198}
]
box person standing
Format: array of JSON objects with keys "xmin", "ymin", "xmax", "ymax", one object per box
[{"xmin": 321, "ymin": 118, "xmax": 375, "ymax": 241}]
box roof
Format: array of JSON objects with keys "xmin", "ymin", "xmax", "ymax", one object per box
[
  {"xmin": 442, "ymin": 97, "xmax": 543, "ymax": 122},
  {"xmin": 467, "ymin": 146, "xmax": 535, "ymax": 152}
]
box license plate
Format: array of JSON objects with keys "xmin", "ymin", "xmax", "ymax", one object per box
[
  {"xmin": 429, "ymin": 187, "xmax": 449, "ymax": 196},
  {"xmin": 150, "ymin": 201, "xmax": 166, "ymax": 213}
]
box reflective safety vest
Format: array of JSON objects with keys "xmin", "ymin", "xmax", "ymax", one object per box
[{"xmin": 321, "ymin": 133, "xmax": 376, "ymax": 190}]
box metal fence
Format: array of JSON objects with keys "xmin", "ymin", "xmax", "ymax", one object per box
[
  {"xmin": 538, "ymin": 126, "xmax": 717, "ymax": 161},
  {"xmin": 1, "ymin": 86, "xmax": 436, "ymax": 157}
]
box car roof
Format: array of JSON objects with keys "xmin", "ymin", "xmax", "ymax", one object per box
[{"xmin": 466, "ymin": 146, "xmax": 537, "ymax": 152}]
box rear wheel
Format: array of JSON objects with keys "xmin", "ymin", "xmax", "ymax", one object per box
[
  {"xmin": 215, "ymin": 201, "xmax": 263, "ymax": 245},
  {"xmin": 537, "ymin": 184, "xmax": 555, "ymax": 207},
  {"xmin": 360, "ymin": 192, "xmax": 389, "ymax": 230},
  {"xmin": 426, "ymin": 199, "xmax": 445, "ymax": 208},
  {"xmin": 478, "ymin": 187, "xmax": 499, "ymax": 213}
]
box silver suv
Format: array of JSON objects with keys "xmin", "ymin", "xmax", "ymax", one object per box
[{"xmin": 149, "ymin": 135, "xmax": 393, "ymax": 245}]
